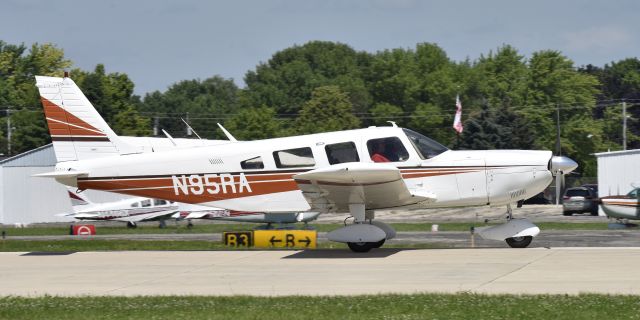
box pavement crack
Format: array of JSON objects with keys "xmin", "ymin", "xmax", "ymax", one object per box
[{"xmin": 471, "ymin": 249, "xmax": 557, "ymax": 292}]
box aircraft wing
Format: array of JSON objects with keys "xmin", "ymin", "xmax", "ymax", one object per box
[
  {"xmin": 293, "ymin": 162, "xmax": 436, "ymax": 212},
  {"xmin": 112, "ymin": 210, "xmax": 177, "ymax": 223},
  {"xmin": 177, "ymin": 210, "xmax": 231, "ymax": 219}
]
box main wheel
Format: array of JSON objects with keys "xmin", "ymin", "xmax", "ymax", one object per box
[
  {"xmin": 126, "ymin": 222, "xmax": 137, "ymax": 229},
  {"xmin": 347, "ymin": 242, "xmax": 374, "ymax": 253},
  {"xmin": 371, "ymin": 239, "xmax": 386, "ymax": 248},
  {"xmin": 505, "ymin": 236, "xmax": 533, "ymax": 248}
]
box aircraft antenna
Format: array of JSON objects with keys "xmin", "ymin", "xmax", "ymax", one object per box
[
  {"xmin": 217, "ymin": 123, "xmax": 238, "ymax": 142},
  {"xmin": 386, "ymin": 121, "xmax": 398, "ymax": 128},
  {"xmin": 162, "ymin": 129, "xmax": 177, "ymax": 146},
  {"xmin": 181, "ymin": 118, "xmax": 202, "ymax": 140}
]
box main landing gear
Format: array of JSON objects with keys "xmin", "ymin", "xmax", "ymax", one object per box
[
  {"xmin": 327, "ymin": 204, "xmax": 396, "ymax": 253},
  {"xmin": 476, "ymin": 204, "xmax": 540, "ymax": 248},
  {"xmin": 126, "ymin": 221, "xmax": 137, "ymax": 229}
]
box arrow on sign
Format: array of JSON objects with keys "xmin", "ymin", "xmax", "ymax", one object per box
[
  {"xmin": 270, "ymin": 236, "xmax": 282, "ymax": 246},
  {"xmin": 298, "ymin": 236, "xmax": 311, "ymax": 247}
]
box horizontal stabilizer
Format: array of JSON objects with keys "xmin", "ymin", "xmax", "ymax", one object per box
[{"xmin": 32, "ymin": 171, "xmax": 88, "ymax": 178}]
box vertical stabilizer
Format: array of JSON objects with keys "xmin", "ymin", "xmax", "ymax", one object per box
[
  {"xmin": 67, "ymin": 188, "xmax": 92, "ymax": 212},
  {"xmin": 36, "ymin": 75, "xmax": 139, "ymax": 161}
]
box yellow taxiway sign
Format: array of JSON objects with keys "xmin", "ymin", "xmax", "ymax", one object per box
[{"xmin": 253, "ymin": 230, "xmax": 316, "ymax": 249}]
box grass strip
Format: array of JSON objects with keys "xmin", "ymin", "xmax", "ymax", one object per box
[{"xmin": 1, "ymin": 293, "xmax": 639, "ymax": 320}]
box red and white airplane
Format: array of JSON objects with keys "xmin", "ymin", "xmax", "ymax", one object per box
[
  {"xmin": 35, "ymin": 75, "xmax": 577, "ymax": 252},
  {"xmin": 600, "ymin": 183, "xmax": 640, "ymax": 222},
  {"xmin": 61, "ymin": 188, "xmax": 182, "ymax": 228},
  {"xmin": 62, "ymin": 188, "xmax": 319, "ymax": 228}
]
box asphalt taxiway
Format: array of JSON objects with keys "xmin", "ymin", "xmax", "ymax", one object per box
[
  {"xmin": 2, "ymin": 247, "xmax": 640, "ymax": 296},
  {"xmin": 8, "ymin": 229, "xmax": 640, "ymax": 248}
]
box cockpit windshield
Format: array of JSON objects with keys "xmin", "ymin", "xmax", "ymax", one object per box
[
  {"xmin": 627, "ymin": 188, "xmax": 639, "ymax": 198},
  {"xmin": 403, "ymin": 128, "xmax": 449, "ymax": 159}
]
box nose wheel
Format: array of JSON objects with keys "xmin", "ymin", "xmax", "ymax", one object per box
[
  {"xmin": 347, "ymin": 242, "xmax": 376, "ymax": 252},
  {"xmin": 506, "ymin": 236, "xmax": 533, "ymax": 248}
]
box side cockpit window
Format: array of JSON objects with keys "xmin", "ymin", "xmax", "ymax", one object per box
[
  {"xmin": 403, "ymin": 128, "xmax": 448, "ymax": 159},
  {"xmin": 273, "ymin": 147, "xmax": 316, "ymax": 168},
  {"xmin": 241, "ymin": 156, "xmax": 265, "ymax": 170},
  {"xmin": 366, "ymin": 137, "xmax": 409, "ymax": 163},
  {"xmin": 325, "ymin": 142, "xmax": 359, "ymax": 165}
]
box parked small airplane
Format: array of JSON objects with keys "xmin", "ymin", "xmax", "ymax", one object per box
[
  {"xmin": 35, "ymin": 75, "xmax": 578, "ymax": 251},
  {"xmin": 60, "ymin": 188, "xmax": 182, "ymax": 228},
  {"xmin": 600, "ymin": 183, "xmax": 640, "ymax": 222},
  {"xmin": 62, "ymin": 188, "xmax": 320, "ymax": 228}
]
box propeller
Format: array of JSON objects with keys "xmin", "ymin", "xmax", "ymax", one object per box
[
  {"xmin": 550, "ymin": 156, "xmax": 578, "ymax": 205},
  {"xmin": 551, "ymin": 105, "xmax": 577, "ymax": 205}
]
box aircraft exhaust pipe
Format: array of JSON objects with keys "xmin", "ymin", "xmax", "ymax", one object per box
[{"xmin": 550, "ymin": 156, "xmax": 578, "ymax": 176}]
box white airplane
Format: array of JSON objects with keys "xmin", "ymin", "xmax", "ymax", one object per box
[
  {"xmin": 61, "ymin": 188, "xmax": 181, "ymax": 228},
  {"xmin": 62, "ymin": 188, "xmax": 319, "ymax": 228},
  {"xmin": 35, "ymin": 75, "xmax": 578, "ymax": 252},
  {"xmin": 600, "ymin": 183, "xmax": 640, "ymax": 222}
]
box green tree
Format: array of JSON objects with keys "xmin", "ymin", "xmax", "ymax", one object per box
[
  {"xmin": 223, "ymin": 106, "xmax": 282, "ymax": 140},
  {"xmin": 369, "ymin": 103, "xmax": 404, "ymax": 126},
  {"xmin": 0, "ymin": 42, "xmax": 71, "ymax": 155},
  {"xmin": 244, "ymin": 41, "xmax": 372, "ymax": 115},
  {"xmin": 523, "ymin": 50, "xmax": 601, "ymax": 175},
  {"xmin": 139, "ymin": 76, "xmax": 239, "ymax": 139},
  {"xmin": 408, "ymin": 102, "xmax": 451, "ymax": 144},
  {"xmin": 112, "ymin": 106, "xmax": 152, "ymax": 136},
  {"xmin": 459, "ymin": 102, "xmax": 534, "ymax": 150},
  {"xmin": 294, "ymin": 86, "xmax": 360, "ymax": 134}
]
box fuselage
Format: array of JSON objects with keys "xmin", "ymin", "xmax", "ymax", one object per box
[
  {"xmin": 600, "ymin": 188, "xmax": 640, "ymax": 220},
  {"xmin": 53, "ymin": 126, "xmax": 554, "ymax": 213},
  {"xmin": 72, "ymin": 197, "xmax": 178, "ymax": 221}
]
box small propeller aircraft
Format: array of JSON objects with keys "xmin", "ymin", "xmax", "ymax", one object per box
[
  {"xmin": 600, "ymin": 183, "xmax": 640, "ymax": 222},
  {"xmin": 60, "ymin": 187, "xmax": 182, "ymax": 228},
  {"xmin": 62, "ymin": 188, "xmax": 319, "ymax": 228},
  {"xmin": 35, "ymin": 75, "xmax": 578, "ymax": 252}
]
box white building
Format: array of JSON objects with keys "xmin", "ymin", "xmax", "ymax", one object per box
[
  {"xmin": 0, "ymin": 144, "xmax": 127, "ymax": 225},
  {"xmin": 595, "ymin": 149, "xmax": 640, "ymax": 197}
]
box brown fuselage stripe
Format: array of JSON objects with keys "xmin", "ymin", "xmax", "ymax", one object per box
[
  {"xmin": 52, "ymin": 136, "xmax": 111, "ymax": 142},
  {"xmin": 602, "ymin": 201, "xmax": 640, "ymax": 208}
]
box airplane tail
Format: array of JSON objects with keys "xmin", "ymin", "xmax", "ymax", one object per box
[
  {"xmin": 35, "ymin": 75, "xmax": 139, "ymax": 162},
  {"xmin": 66, "ymin": 187, "xmax": 93, "ymax": 212}
]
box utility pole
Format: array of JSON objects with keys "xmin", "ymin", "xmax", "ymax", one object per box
[
  {"xmin": 6, "ymin": 108, "xmax": 11, "ymax": 156},
  {"xmin": 153, "ymin": 115, "xmax": 159, "ymax": 136},
  {"xmin": 186, "ymin": 112, "xmax": 191, "ymax": 136},
  {"xmin": 622, "ymin": 100, "xmax": 627, "ymax": 151},
  {"xmin": 555, "ymin": 103, "xmax": 561, "ymax": 156}
]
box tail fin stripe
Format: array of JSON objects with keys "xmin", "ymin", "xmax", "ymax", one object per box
[
  {"xmin": 41, "ymin": 97, "xmax": 106, "ymax": 137},
  {"xmin": 46, "ymin": 117, "xmax": 105, "ymax": 135}
]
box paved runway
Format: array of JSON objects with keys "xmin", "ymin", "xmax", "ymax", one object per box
[{"xmin": 2, "ymin": 247, "xmax": 640, "ymax": 296}]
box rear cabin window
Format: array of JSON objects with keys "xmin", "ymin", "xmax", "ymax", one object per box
[
  {"xmin": 131, "ymin": 202, "xmax": 139, "ymax": 208},
  {"xmin": 241, "ymin": 156, "xmax": 265, "ymax": 170},
  {"xmin": 325, "ymin": 142, "xmax": 359, "ymax": 165},
  {"xmin": 565, "ymin": 189, "xmax": 590, "ymax": 197},
  {"xmin": 366, "ymin": 137, "xmax": 409, "ymax": 163},
  {"xmin": 154, "ymin": 199, "xmax": 167, "ymax": 206},
  {"xmin": 273, "ymin": 147, "xmax": 316, "ymax": 168}
]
